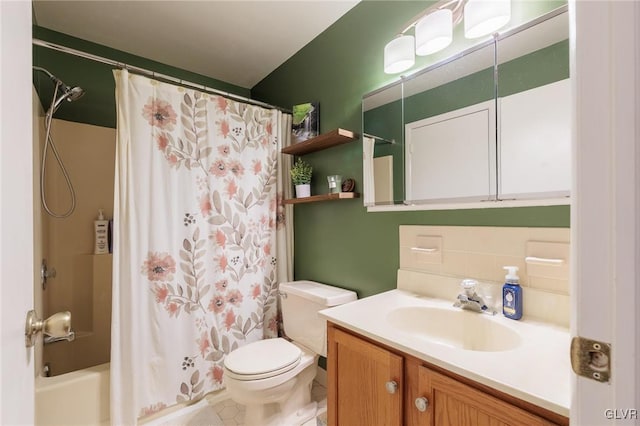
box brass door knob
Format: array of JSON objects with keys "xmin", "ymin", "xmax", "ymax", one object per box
[{"xmin": 25, "ymin": 310, "xmax": 72, "ymax": 347}]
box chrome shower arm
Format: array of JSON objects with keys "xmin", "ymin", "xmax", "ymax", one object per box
[{"xmin": 33, "ymin": 66, "xmax": 66, "ymax": 88}]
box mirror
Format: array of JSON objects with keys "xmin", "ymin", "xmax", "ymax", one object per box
[
  {"xmin": 362, "ymin": 7, "xmax": 570, "ymax": 208},
  {"xmin": 362, "ymin": 82, "xmax": 404, "ymax": 206},
  {"xmin": 403, "ymin": 41, "xmax": 496, "ymax": 204},
  {"xmin": 497, "ymin": 11, "xmax": 570, "ymax": 199}
]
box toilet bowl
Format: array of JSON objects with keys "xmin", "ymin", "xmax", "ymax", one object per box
[
  {"xmin": 224, "ymin": 339, "xmax": 318, "ymax": 425},
  {"xmin": 222, "ymin": 281, "xmax": 357, "ymax": 426}
]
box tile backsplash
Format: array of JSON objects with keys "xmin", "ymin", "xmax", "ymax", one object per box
[{"xmin": 398, "ymin": 225, "xmax": 571, "ymax": 327}]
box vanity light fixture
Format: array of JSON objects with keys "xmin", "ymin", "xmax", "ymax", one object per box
[
  {"xmin": 415, "ymin": 8, "xmax": 453, "ymax": 56},
  {"xmin": 464, "ymin": 0, "xmax": 512, "ymax": 39},
  {"xmin": 384, "ymin": 34, "xmax": 416, "ymax": 74},
  {"xmin": 383, "ymin": 0, "xmax": 511, "ymax": 74}
]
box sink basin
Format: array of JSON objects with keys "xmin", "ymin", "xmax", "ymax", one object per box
[{"xmin": 386, "ymin": 306, "xmax": 522, "ymax": 352}]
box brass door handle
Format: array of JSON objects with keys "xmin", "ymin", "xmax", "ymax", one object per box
[{"xmin": 25, "ymin": 310, "xmax": 72, "ymax": 347}]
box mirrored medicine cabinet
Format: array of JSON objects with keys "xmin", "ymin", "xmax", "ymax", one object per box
[{"xmin": 362, "ymin": 6, "xmax": 570, "ymax": 210}]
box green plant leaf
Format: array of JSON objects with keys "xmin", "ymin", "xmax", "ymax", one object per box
[{"xmin": 290, "ymin": 158, "xmax": 312, "ymax": 185}]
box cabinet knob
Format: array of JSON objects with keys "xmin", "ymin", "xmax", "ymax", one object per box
[
  {"xmin": 385, "ymin": 380, "xmax": 398, "ymax": 394},
  {"xmin": 415, "ymin": 397, "xmax": 430, "ymax": 412}
]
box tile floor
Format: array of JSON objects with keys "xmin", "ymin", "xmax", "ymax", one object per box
[{"xmin": 212, "ymin": 380, "xmax": 327, "ymax": 426}]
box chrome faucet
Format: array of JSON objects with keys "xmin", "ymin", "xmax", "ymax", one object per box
[{"xmin": 454, "ymin": 279, "xmax": 496, "ymax": 315}]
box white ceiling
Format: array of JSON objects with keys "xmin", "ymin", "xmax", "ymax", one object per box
[{"xmin": 32, "ymin": 0, "xmax": 360, "ymax": 89}]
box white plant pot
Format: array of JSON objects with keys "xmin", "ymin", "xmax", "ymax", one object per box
[{"xmin": 295, "ymin": 184, "xmax": 311, "ymax": 198}]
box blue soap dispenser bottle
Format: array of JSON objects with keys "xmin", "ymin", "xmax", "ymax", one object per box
[{"xmin": 502, "ymin": 266, "xmax": 522, "ymax": 320}]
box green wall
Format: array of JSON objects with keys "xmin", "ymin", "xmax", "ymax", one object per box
[
  {"xmin": 252, "ymin": 1, "xmax": 569, "ymax": 298},
  {"xmin": 33, "ymin": 26, "xmax": 250, "ymax": 128}
]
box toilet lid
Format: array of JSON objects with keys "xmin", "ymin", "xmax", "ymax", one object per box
[{"xmin": 224, "ymin": 338, "xmax": 301, "ymax": 379}]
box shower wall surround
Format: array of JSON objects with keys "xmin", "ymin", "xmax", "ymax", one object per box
[{"xmin": 41, "ymin": 118, "xmax": 115, "ymax": 375}]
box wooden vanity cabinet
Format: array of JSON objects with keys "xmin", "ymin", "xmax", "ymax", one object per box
[
  {"xmin": 412, "ymin": 363, "xmax": 555, "ymax": 426},
  {"xmin": 327, "ymin": 326, "xmax": 403, "ymax": 426},
  {"xmin": 327, "ymin": 323, "xmax": 568, "ymax": 426}
]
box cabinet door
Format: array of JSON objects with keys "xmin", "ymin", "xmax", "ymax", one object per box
[
  {"xmin": 414, "ymin": 366, "xmax": 554, "ymax": 426},
  {"xmin": 327, "ymin": 326, "xmax": 403, "ymax": 426}
]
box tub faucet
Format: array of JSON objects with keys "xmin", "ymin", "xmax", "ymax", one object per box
[{"xmin": 454, "ymin": 279, "xmax": 496, "ymax": 315}]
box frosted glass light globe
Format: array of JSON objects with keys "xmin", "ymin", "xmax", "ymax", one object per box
[
  {"xmin": 384, "ymin": 35, "xmax": 415, "ymax": 74},
  {"xmin": 415, "ymin": 9, "xmax": 453, "ymax": 56},
  {"xmin": 464, "ymin": 0, "xmax": 511, "ymax": 39}
]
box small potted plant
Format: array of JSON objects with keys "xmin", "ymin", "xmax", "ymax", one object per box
[{"xmin": 290, "ymin": 158, "xmax": 313, "ymax": 198}]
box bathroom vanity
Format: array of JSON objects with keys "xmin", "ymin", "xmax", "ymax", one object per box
[{"xmin": 320, "ymin": 290, "xmax": 570, "ymax": 426}]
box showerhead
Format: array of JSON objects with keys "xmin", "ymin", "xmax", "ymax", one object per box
[
  {"xmin": 33, "ymin": 66, "xmax": 85, "ymax": 114},
  {"xmin": 49, "ymin": 85, "xmax": 85, "ymax": 114},
  {"xmin": 62, "ymin": 86, "xmax": 85, "ymax": 102}
]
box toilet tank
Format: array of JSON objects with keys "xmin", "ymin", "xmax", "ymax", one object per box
[{"xmin": 280, "ymin": 280, "xmax": 357, "ymax": 357}]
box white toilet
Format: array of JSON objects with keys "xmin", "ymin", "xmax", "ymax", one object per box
[{"xmin": 223, "ymin": 280, "xmax": 357, "ymax": 426}]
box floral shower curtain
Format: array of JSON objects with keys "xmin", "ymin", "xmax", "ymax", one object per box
[{"xmin": 111, "ymin": 70, "xmax": 293, "ymax": 425}]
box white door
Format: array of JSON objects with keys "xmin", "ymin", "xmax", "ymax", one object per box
[
  {"xmin": 0, "ymin": 1, "xmax": 35, "ymax": 424},
  {"xmin": 571, "ymin": 1, "xmax": 639, "ymax": 425}
]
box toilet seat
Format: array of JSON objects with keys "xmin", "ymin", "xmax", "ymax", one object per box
[{"xmin": 224, "ymin": 338, "xmax": 302, "ymax": 381}]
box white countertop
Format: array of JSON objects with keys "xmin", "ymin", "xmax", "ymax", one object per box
[{"xmin": 319, "ymin": 289, "xmax": 571, "ymax": 417}]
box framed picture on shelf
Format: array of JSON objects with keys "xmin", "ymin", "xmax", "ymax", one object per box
[{"xmin": 292, "ymin": 102, "xmax": 319, "ymax": 143}]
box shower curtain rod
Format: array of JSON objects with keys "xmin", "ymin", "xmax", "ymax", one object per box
[{"xmin": 32, "ymin": 38, "xmax": 291, "ymax": 113}]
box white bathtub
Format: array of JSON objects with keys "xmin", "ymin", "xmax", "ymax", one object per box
[
  {"xmin": 35, "ymin": 363, "xmax": 110, "ymax": 426},
  {"xmin": 34, "ymin": 362, "xmax": 229, "ymax": 426}
]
